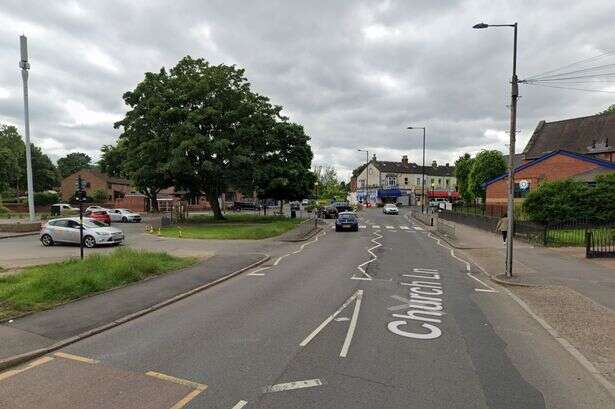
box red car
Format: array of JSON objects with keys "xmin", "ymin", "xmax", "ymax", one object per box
[{"xmin": 85, "ymin": 210, "xmax": 111, "ymax": 225}]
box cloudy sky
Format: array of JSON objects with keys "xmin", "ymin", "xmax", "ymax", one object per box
[{"xmin": 1, "ymin": 0, "xmax": 614, "ymax": 180}]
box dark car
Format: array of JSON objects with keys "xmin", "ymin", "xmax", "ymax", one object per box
[
  {"xmin": 320, "ymin": 205, "xmax": 338, "ymax": 219},
  {"xmin": 232, "ymin": 201, "xmax": 261, "ymax": 211},
  {"xmin": 335, "ymin": 212, "xmax": 359, "ymax": 232},
  {"xmin": 333, "ymin": 202, "xmax": 353, "ymax": 212}
]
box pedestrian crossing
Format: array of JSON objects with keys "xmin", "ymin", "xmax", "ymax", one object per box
[{"xmin": 330, "ymin": 224, "xmax": 424, "ymax": 232}]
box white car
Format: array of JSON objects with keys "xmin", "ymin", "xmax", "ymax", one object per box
[
  {"xmin": 107, "ymin": 208, "xmax": 142, "ymax": 223},
  {"xmin": 40, "ymin": 217, "xmax": 124, "ymax": 248},
  {"xmin": 85, "ymin": 205, "xmax": 108, "ymax": 213},
  {"xmin": 383, "ymin": 204, "xmax": 399, "ymax": 215},
  {"xmin": 302, "ymin": 199, "xmax": 309, "ymax": 206}
]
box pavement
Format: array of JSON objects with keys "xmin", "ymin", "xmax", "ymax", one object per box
[{"xmin": 0, "ymin": 208, "xmax": 613, "ymax": 408}]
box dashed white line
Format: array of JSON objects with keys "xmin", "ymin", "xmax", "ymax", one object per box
[
  {"xmin": 372, "ymin": 225, "xmax": 380, "ymax": 229},
  {"xmin": 262, "ymin": 379, "xmax": 325, "ymax": 393},
  {"xmin": 385, "ymin": 225, "xmax": 394, "ymax": 229},
  {"xmin": 399, "ymin": 226, "xmax": 410, "ymax": 230}
]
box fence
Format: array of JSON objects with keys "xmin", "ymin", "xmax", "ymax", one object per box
[
  {"xmin": 586, "ymin": 225, "xmax": 615, "ymax": 258},
  {"xmin": 412, "ymin": 210, "xmax": 435, "ymax": 227}
]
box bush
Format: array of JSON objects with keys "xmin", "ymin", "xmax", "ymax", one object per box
[
  {"xmin": 34, "ymin": 192, "xmax": 59, "ymax": 206},
  {"xmin": 0, "ymin": 206, "xmax": 10, "ymax": 215},
  {"xmin": 523, "ymin": 179, "xmax": 592, "ymax": 223},
  {"xmin": 92, "ymin": 189, "xmax": 107, "ymax": 203}
]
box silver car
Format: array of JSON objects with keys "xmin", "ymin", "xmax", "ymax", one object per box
[
  {"xmin": 383, "ymin": 204, "xmax": 399, "ymax": 215},
  {"xmin": 40, "ymin": 217, "xmax": 124, "ymax": 248},
  {"xmin": 107, "ymin": 208, "xmax": 142, "ymax": 223}
]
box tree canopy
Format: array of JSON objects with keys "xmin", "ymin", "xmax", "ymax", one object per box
[
  {"xmin": 468, "ymin": 150, "xmax": 507, "ymax": 200},
  {"xmin": 599, "ymin": 104, "xmax": 615, "ymax": 114},
  {"xmin": 98, "ymin": 142, "xmax": 128, "ymax": 178},
  {"xmin": 114, "ymin": 56, "xmax": 314, "ymax": 217},
  {"xmin": 454, "ymin": 153, "xmax": 474, "ymax": 203},
  {"xmin": 314, "ymin": 165, "xmax": 348, "ymax": 201},
  {"xmin": 57, "ymin": 152, "xmax": 92, "ymax": 178}
]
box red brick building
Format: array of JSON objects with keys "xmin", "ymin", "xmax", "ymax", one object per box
[
  {"xmin": 484, "ymin": 150, "xmax": 615, "ymax": 214},
  {"xmin": 60, "ymin": 169, "xmax": 133, "ymax": 202}
]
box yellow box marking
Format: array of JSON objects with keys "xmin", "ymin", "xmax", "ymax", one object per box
[
  {"xmin": 146, "ymin": 371, "xmax": 207, "ymax": 409},
  {"xmin": 0, "ymin": 356, "xmax": 54, "ymax": 381},
  {"xmin": 53, "ymin": 352, "xmax": 99, "ymax": 364}
]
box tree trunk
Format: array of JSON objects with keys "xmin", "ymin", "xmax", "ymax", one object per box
[
  {"xmin": 279, "ymin": 200, "xmax": 283, "ymax": 215},
  {"xmin": 148, "ymin": 189, "xmax": 159, "ymax": 212},
  {"xmin": 207, "ymin": 191, "xmax": 225, "ymax": 220}
]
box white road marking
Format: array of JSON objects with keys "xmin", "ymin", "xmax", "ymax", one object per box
[
  {"xmin": 413, "ymin": 226, "xmax": 424, "ymax": 231},
  {"xmin": 300, "ymin": 290, "xmax": 362, "ymax": 347},
  {"xmin": 399, "ymin": 226, "xmax": 410, "ymax": 230},
  {"xmin": 262, "ymin": 379, "xmax": 324, "ymax": 393},
  {"xmin": 248, "ymin": 266, "xmax": 270, "ymax": 274},
  {"xmin": 353, "ymin": 231, "xmax": 383, "ymax": 280},
  {"xmin": 275, "ymin": 230, "xmax": 326, "ymax": 264},
  {"xmin": 335, "ymin": 317, "xmax": 350, "ymax": 321},
  {"xmin": 385, "ymin": 225, "xmax": 394, "ymax": 229},
  {"xmin": 359, "ymin": 225, "xmax": 367, "ymax": 228},
  {"xmin": 372, "ymin": 225, "xmax": 380, "ymax": 229},
  {"xmin": 475, "ymin": 288, "xmax": 497, "ymax": 293},
  {"xmin": 340, "ymin": 289, "xmax": 363, "ymax": 357},
  {"xmin": 247, "ymin": 273, "xmax": 266, "ymax": 276},
  {"xmin": 350, "ymin": 276, "xmax": 372, "ymax": 281},
  {"xmin": 231, "ymin": 400, "xmax": 248, "ymax": 409}
]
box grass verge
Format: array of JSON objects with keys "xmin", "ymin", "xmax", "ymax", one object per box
[
  {"xmin": 0, "ymin": 248, "xmax": 197, "ymax": 320},
  {"xmin": 161, "ymin": 215, "xmax": 302, "ymax": 240}
]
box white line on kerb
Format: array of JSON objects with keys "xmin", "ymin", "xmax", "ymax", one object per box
[
  {"xmin": 247, "ymin": 273, "xmax": 266, "ymax": 276},
  {"xmin": 262, "ymin": 378, "xmax": 324, "ymax": 393},
  {"xmin": 231, "ymin": 400, "xmax": 248, "ymax": 409},
  {"xmin": 340, "ymin": 290, "xmax": 363, "ymax": 357},
  {"xmin": 300, "ymin": 290, "xmax": 362, "ymax": 349}
]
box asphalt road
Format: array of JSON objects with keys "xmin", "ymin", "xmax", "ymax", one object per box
[{"xmin": 1, "ymin": 208, "xmax": 613, "ymax": 408}]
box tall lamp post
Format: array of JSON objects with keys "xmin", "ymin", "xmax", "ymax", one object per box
[
  {"xmin": 407, "ymin": 127, "xmax": 426, "ymax": 213},
  {"xmin": 358, "ymin": 149, "xmax": 369, "ymax": 205},
  {"xmin": 473, "ymin": 22, "xmax": 518, "ymax": 278},
  {"xmin": 19, "ymin": 35, "xmax": 35, "ymax": 222}
]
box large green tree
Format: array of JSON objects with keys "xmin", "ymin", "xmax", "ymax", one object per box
[
  {"xmin": 468, "ymin": 150, "xmax": 507, "ymax": 200},
  {"xmin": 454, "ymin": 153, "xmax": 475, "ymax": 203},
  {"xmin": 255, "ymin": 122, "xmax": 315, "ymax": 208},
  {"xmin": 314, "ymin": 165, "xmax": 348, "ymax": 200},
  {"xmin": 98, "ymin": 142, "xmax": 128, "ymax": 177},
  {"xmin": 114, "ymin": 70, "xmax": 174, "ymax": 211},
  {"xmin": 57, "ymin": 152, "xmax": 91, "ymax": 178},
  {"xmin": 0, "ymin": 124, "xmax": 58, "ymax": 193}
]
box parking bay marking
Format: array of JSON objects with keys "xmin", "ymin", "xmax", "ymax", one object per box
[
  {"xmin": 300, "ymin": 289, "xmax": 363, "ymax": 358},
  {"xmin": 262, "ymin": 378, "xmax": 325, "ymax": 393}
]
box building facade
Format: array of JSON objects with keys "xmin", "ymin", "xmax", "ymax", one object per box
[
  {"xmin": 351, "ymin": 155, "xmax": 457, "ymax": 205},
  {"xmin": 60, "ymin": 169, "xmax": 132, "ymax": 202}
]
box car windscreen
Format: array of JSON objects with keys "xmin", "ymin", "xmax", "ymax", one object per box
[
  {"xmin": 83, "ymin": 220, "xmax": 107, "ymax": 228},
  {"xmin": 338, "ymin": 214, "xmax": 356, "ymax": 221}
]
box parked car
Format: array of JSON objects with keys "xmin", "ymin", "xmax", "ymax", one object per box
[
  {"xmin": 320, "ymin": 205, "xmax": 338, "ymax": 219},
  {"xmin": 335, "ymin": 212, "xmax": 359, "ymax": 232},
  {"xmin": 429, "ymin": 198, "xmax": 448, "ymax": 209},
  {"xmin": 231, "ymin": 201, "xmax": 262, "ymax": 211},
  {"xmin": 40, "ymin": 217, "xmax": 124, "ymax": 248},
  {"xmin": 383, "ymin": 203, "xmax": 399, "ymax": 215},
  {"xmin": 107, "ymin": 208, "xmax": 142, "ymax": 223},
  {"xmin": 50, "ymin": 203, "xmax": 78, "ymax": 216},
  {"xmin": 332, "ymin": 202, "xmax": 353, "ymax": 212},
  {"xmin": 85, "ymin": 205, "xmax": 108, "ymax": 213},
  {"xmin": 85, "ymin": 209, "xmax": 111, "ymax": 225}
]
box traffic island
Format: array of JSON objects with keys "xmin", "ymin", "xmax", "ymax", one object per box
[{"xmin": 0, "ymin": 251, "xmax": 269, "ymax": 369}]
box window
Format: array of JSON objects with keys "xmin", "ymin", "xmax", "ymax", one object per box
[
  {"xmin": 404, "ymin": 177, "xmax": 408, "ymax": 185},
  {"xmin": 514, "ymin": 182, "xmax": 531, "ymax": 198},
  {"xmin": 386, "ymin": 176, "xmax": 397, "ymax": 187},
  {"xmin": 417, "ymin": 177, "xmax": 421, "ymax": 185},
  {"xmin": 438, "ymin": 178, "xmax": 442, "ymax": 185},
  {"xmin": 359, "ymin": 180, "xmax": 365, "ymax": 188},
  {"xmin": 445, "ymin": 179, "xmax": 450, "ymax": 187}
]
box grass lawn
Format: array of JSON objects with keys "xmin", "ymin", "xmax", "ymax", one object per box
[
  {"xmin": 546, "ymin": 227, "xmax": 615, "ymax": 247},
  {"xmin": 160, "ymin": 214, "xmax": 302, "ymax": 240},
  {"xmin": 0, "ymin": 248, "xmax": 197, "ymax": 320}
]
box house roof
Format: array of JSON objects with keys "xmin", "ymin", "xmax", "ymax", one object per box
[
  {"xmin": 372, "ymin": 161, "xmax": 455, "ymax": 176},
  {"xmin": 65, "ymin": 169, "xmax": 131, "ymax": 186},
  {"xmin": 523, "ymin": 112, "xmax": 615, "ymax": 159},
  {"xmin": 483, "ymin": 149, "xmax": 615, "ymax": 187}
]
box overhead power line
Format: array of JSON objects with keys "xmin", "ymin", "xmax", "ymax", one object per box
[
  {"xmin": 524, "ymin": 82, "xmax": 615, "ymax": 93},
  {"xmin": 525, "ymin": 50, "xmax": 615, "ymax": 80}
]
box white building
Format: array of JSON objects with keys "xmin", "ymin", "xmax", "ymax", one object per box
[{"xmin": 351, "ymin": 155, "xmax": 457, "ymax": 206}]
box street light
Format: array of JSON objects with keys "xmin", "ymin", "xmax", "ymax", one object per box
[
  {"xmin": 473, "ymin": 21, "xmax": 518, "ymax": 278},
  {"xmin": 358, "ymin": 149, "xmax": 369, "ymax": 205},
  {"xmin": 407, "ymin": 127, "xmax": 426, "ymax": 213},
  {"xmin": 19, "ymin": 35, "xmax": 35, "ymax": 222}
]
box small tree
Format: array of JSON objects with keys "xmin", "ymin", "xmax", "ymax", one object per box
[
  {"xmin": 57, "ymin": 152, "xmax": 92, "ymax": 178},
  {"xmin": 454, "ymin": 153, "xmax": 474, "ymax": 203},
  {"xmin": 587, "ymin": 173, "xmax": 615, "ymax": 222},
  {"xmin": 468, "ymin": 150, "xmax": 507, "ymax": 201},
  {"xmin": 92, "ymin": 189, "xmax": 108, "ymax": 203},
  {"xmin": 523, "ymin": 179, "xmax": 591, "ymax": 223}
]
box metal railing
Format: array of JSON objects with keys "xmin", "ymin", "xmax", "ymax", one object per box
[{"xmin": 586, "ymin": 225, "xmax": 615, "ymax": 258}]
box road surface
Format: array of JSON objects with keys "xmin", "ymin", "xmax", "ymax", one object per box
[{"xmin": 1, "ymin": 208, "xmax": 613, "ymax": 408}]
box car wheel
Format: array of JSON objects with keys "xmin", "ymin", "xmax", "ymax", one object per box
[
  {"xmin": 83, "ymin": 235, "xmax": 96, "ymax": 248},
  {"xmin": 335, "ymin": 227, "xmax": 341, "ymax": 232},
  {"xmin": 41, "ymin": 234, "xmax": 54, "ymax": 247},
  {"xmin": 122, "ymin": 216, "xmax": 128, "ymax": 223}
]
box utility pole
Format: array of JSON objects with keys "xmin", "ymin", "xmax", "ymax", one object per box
[
  {"xmin": 473, "ymin": 22, "xmax": 518, "ymax": 278},
  {"xmin": 358, "ymin": 149, "xmax": 369, "ymax": 206},
  {"xmin": 407, "ymin": 127, "xmax": 426, "ymax": 213},
  {"xmin": 19, "ymin": 35, "xmax": 35, "ymax": 222},
  {"xmin": 76, "ymin": 175, "xmax": 85, "ymax": 260}
]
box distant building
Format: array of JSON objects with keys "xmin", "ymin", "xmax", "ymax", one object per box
[
  {"xmin": 60, "ymin": 169, "xmax": 132, "ymax": 202},
  {"xmin": 351, "ymin": 155, "xmax": 457, "ymax": 206}
]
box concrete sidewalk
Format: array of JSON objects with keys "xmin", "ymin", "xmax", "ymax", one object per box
[{"xmin": 0, "ymin": 253, "xmax": 267, "ymax": 363}]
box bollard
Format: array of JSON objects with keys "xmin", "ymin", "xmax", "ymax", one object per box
[
  {"xmin": 179, "ymin": 228, "xmax": 182, "ymax": 238},
  {"xmin": 157, "ymin": 227, "xmax": 161, "ymax": 236}
]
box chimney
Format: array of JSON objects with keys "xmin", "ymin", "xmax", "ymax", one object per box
[
  {"xmin": 401, "ymin": 155, "xmax": 408, "ymax": 165},
  {"xmin": 445, "ymin": 163, "xmax": 449, "ymax": 167},
  {"xmin": 432, "ymin": 160, "xmax": 437, "ymax": 168}
]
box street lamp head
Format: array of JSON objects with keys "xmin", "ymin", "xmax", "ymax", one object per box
[{"xmin": 473, "ymin": 22, "xmax": 489, "ymax": 29}]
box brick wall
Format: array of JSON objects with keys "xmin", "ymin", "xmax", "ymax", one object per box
[
  {"xmin": 60, "ymin": 170, "xmax": 107, "ymax": 201},
  {"xmin": 486, "ymin": 153, "xmax": 601, "ymax": 203}
]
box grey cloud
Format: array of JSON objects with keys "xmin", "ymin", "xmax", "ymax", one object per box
[{"xmin": 0, "ymin": 0, "xmax": 613, "ymax": 180}]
